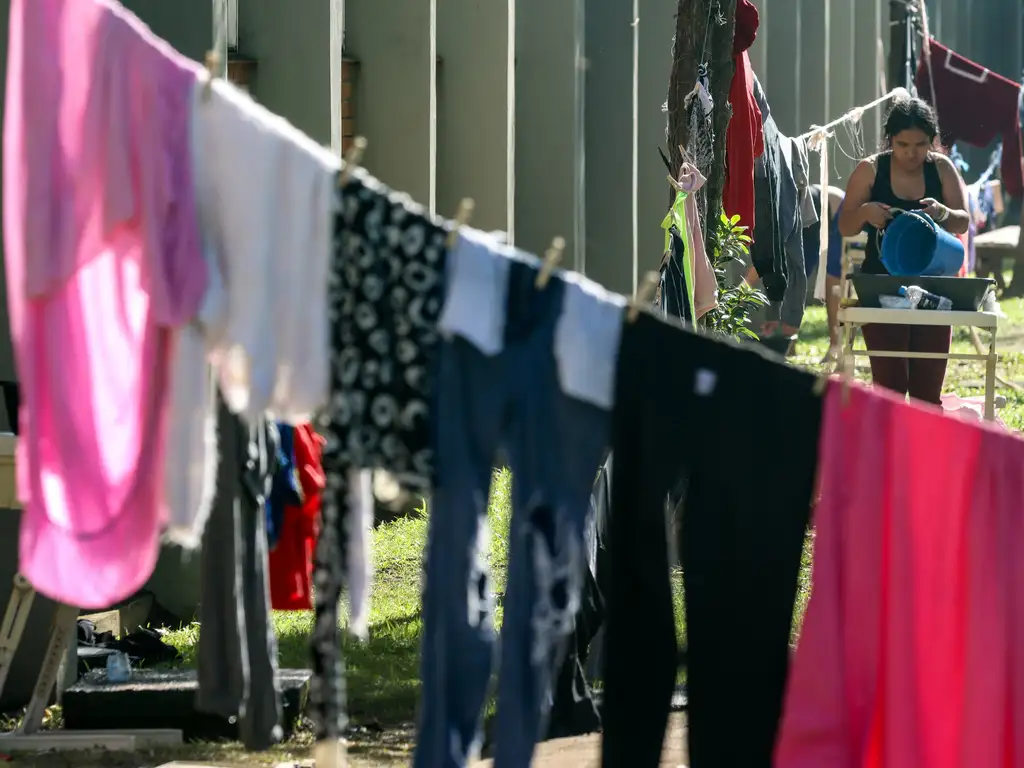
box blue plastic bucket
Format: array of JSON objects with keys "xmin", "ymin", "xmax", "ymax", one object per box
[{"xmin": 879, "ymin": 210, "xmax": 964, "ymax": 277}]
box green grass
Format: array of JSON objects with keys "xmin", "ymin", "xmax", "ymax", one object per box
[
  {"xmin": 790, "ymin": 294, "xmax": 1024, "ymax": 428},
  {"xmin": 18, "ymin": 296, "xmax": 1024, "ymax": 766}
]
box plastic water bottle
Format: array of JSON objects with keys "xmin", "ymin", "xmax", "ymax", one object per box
[
  {"xmin": 105, "ymin": 651, "xmax": 132, "ymax": 683},
  {"xmin": 899, "ymin": 285, "xmax": 952, "ymax": 311}
]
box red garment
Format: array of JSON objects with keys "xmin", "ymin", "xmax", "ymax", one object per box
[
  {"xmin": 723, "ymin": 0, "xmax": 764, "ymax": 236},
  {"xmin": 269, "ymin": 424, "xmax": 325, "ymax": 611},
  {"xmin": 776, "ymin": 382, "xmax": 1024, "ymax": 768},
  {"xmin": 916, "ymin": 39, "xmax": 1024, "ymax": 197}
]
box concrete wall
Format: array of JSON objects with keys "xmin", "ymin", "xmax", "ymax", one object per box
[
  {"xmin": 122, "ymin": 0, "xmax": 214, "ymax": 62},
  {"xmin": 344, "ymin": 0, "xmax": 436, "ymax": 210},
  {"xmin": 760, "ymin": 0, "xmax": 795, "ymax": 133},
  {"xmin": 582, "ymin": 0, "xmax": 634, "ymax": 292},
  {"xmin": 436, "ymin": 0, "xmax": 514, "ymax": 233},
  {"xmin": 759, "ymin": 0, "xmax": 890, "ymax": 189},
  {"xmin": 237, "ymin": 0, "xmax": 335, "ymax": 147},
  {"xmin": 636, "ymin": 0, "xmax": 678, "ymax": 292},
  {"xmin": 0, "ymin": 0, "xmax": 1017, "ymax": 391},
  {"xmin": 853, "ymin": 0, "xmax": 885, "ymax": 155},
  {"xmin": 579, "ymin": 0, "xmax": 674, "ymax": 297},
  {"xmin": 514, "ymin": 0, "xmax": 585, "ymax": 264}
]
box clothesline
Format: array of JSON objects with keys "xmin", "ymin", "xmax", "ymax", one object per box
[
  {"xmin": 797, "ymin": 85, "xmax": 909, "ymax": 302},
  {"xmin": 971, "ymin": 145, "xmax": 1003, "ymax": 190},
  {"xmin": 795, "ymin": 86, "xmax": 911, "ymax": 142}
]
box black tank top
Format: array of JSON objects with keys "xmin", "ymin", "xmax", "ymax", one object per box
[{"xmin": 862, "ymin": 152, "xmax": 945, "ymax": 275}]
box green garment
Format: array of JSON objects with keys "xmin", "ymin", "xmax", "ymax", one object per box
[{"xmin": 660, "ymin": 190, "xmax": 695, "ymax": 321}]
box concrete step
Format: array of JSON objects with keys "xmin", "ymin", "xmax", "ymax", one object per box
[
  {"xmin": 1, "ymin": 729, "xmax": 182, "ymax": 753},
  {"xmin": 63, "ymin": 667, "xmax": 310, "ymax": 742}
]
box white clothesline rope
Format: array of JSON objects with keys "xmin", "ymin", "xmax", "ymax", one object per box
[
  {"xmin": 801, "ymin": 86, "xmax": 910, "ymax": 302},
  {"xmin": 795, "ymin": 86, "xmax": 911, "ymax": 142}
]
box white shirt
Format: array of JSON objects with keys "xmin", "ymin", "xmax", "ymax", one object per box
[{"xmin": 164, "ymin": 77, "xmax": 339, "ymax": 546}]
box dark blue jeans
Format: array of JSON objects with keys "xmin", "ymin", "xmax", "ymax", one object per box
[{"xmin": 415, "ymin": 261, "xmax": 610, "ymax": 768}]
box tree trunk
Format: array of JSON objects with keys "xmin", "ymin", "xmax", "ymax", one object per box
[
  {"xmin": 666, "ymin": 2, "xmax": 708, "ymax": 183},
  {"xmin": 666, "ymin": 0, "xmax": 737, "ymax": 255},
  {"xmin": 705, "ymin": 6, "xmax": 737, "ymax": 249}
]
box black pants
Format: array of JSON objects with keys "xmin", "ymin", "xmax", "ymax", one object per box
[
  {"xmin": 546, "ymin": 453, "xmax": 612, "ymax": 739},
  {"xmin": 601, "ymin": 314, "xmax": 821, "ymax": 767}
]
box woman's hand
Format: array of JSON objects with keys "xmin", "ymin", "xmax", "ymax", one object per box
[
  {"xmin": 919, "ymin": 197, "xmax": 950, "ymax": 223},
  {"xmin": 860, "ymin": 202, "xmax": 893, "ymax": 229}
]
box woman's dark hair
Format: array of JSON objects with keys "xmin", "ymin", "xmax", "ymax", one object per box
[{"xmin": 883, "ymin": 96, "xmax": 939, "ymax": 144}]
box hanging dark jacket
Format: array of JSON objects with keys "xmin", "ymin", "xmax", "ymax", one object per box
[{"xmin": 750, "ymin": 75, "xmax": 788, "ymax": 302}]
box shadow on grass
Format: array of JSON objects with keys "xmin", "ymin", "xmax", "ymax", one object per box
[{"xmin": 346, "ymin": 613, "xmax": 423, "ymax": 723}]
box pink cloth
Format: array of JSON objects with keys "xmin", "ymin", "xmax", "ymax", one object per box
[
  {"xmin": 4, "ymin": 0, "xmax": 205, "ymax": 608},
  {"xmin": 776, "ymin": 382, "xmax": 1024, "ymax": 768},
  {"xmin": 678, "ymin": 163, "xmax": 718, "ymax": 318},
  {"xmin": 940, "ymin": 393, "xmax": 1008, "ymax": 428}
]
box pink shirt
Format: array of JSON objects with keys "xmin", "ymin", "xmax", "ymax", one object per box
[
  {"xmin": 677, "ymin": 163, "xmax": 718, "ymax": 319},
  {"xmin": 776, "ymin": 382, "xmax": 1024, "ymax": 768},
  {"xmin": 4, "ymin": 0, "xmax": 206, "ymax": 608}
]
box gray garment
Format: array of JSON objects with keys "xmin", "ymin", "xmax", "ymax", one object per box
[
  {"xmin": 775, "ymin": 226, "xmax": 808, "ymax": 329},
  {"xmin": 789, "ymin": 138, "xmax": 818, "ymax": 228},
  {"xmin": 752, "ymin": 74, "xmax": 805, "ymax": 324},
  {"xmin": 753, "ymin": 76, "xmax": 801, "ymax": 246},
  {"xmin": 776, "ymin": 135, "xmax": 801, "ymax": 240},
  {"xmin": 777, "ymin": 141, "xmax": 809, "ymax": 329},
  {"xmin": 196, "ymin": 397, "xmax": 283, "ymax": 751}
]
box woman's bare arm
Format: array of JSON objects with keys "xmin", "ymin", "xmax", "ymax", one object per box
[
  {"xmin": 925, "ymin": 153, "xmax": 971, "ymax": 235},
  {"xmin": 838, "ymin": 159, "xmax": 877, "ymax": 237}
]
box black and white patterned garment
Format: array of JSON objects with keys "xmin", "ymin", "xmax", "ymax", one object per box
[{"xmin": 309, "ymin": 169, "xmax": 448, "ymax": 743}]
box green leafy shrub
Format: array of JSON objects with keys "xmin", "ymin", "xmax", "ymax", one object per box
[{"xmin": 702, "ymin": 212, "xmax": 767, "ymax": 340}]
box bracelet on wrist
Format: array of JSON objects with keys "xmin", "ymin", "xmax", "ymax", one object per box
[{"xmin": 935, "ymin": 206, "xmax": 950, "ymax": 223}]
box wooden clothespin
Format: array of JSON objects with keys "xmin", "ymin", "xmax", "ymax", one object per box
[
  {"xmin": 535, "ymin": 236, "xmax": 565, "ymax": 289},
  {"xmin": 201, "ymin": 50, "xmax": 220, "ymax": 102},
  {"xmin": 627, "ymin": 271, "xmax": 660, "ymax": 323},
  {"xmin": 445, "ymin": 198, "xmax": 475, "ymax": 250},
  {"xmin": 338, "ymin": 136, "xmax": 368, "ymax": 187},
  {"xmin": 666, "ymin": 174, "xmax": 684, "ymax": 192}
]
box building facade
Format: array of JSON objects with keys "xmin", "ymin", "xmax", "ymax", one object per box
[{"xmin": 0, "ymin": 0, "xmax": 1016, "ymax": 387}]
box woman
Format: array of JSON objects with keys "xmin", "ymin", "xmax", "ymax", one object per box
[{"xmin": 838, "ymin": 96, "xmax": 970, "ymax": 405}]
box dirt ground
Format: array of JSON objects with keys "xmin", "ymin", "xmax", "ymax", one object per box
[
  {"xmin": 2, "ymin": 714, "xmax": 687, "ymax": 767},
  {"xmin": 472, "ymin": 713, "xmax": 688, "ymax": 768}
]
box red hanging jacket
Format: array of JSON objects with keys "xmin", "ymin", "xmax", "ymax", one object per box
[
  {"xmin": 268, "ymin": 424, "xmax": 325, "ymax": 611},
  {"xmin": 916, "ymin": 39, "xmax": 1024, "ymax": 197},
  {"xmin": 723, "ymin": 0, "xmax": 764, "ymax": 236}
]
